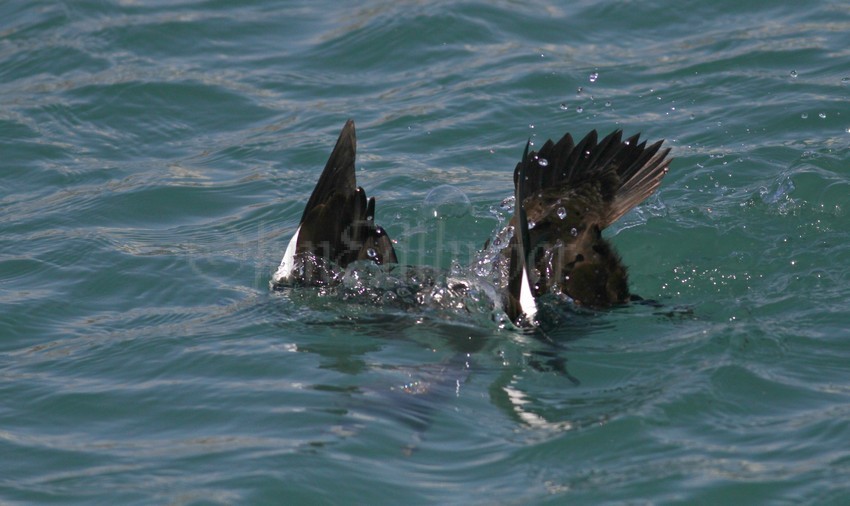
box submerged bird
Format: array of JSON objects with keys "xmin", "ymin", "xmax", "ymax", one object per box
[
  {"xmin": 503, "ymin": 128, "xmax": 672, "ymax": 322},
  {"xmin": 272, "ymin": 120, "xmax": 672, "ymax": 325}
]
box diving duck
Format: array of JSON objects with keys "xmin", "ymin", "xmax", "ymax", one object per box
[{"xmin": 272, "ymin": 120, "xmax": 672, "ymax": 325}]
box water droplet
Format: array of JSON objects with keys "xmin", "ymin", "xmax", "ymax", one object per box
[
  {"xmin": 528, "ymin": 123, "xmax": 535, "ymax": 129},
  {"xmin": 422, "ymin": 185, "xmax": 471, "ymax": 219},
  {"xmin": 576, "ymin": 106, "xmax": 584, "ymax": 113},
  {"xmin": 819, "ymin": 112, "xmax": 826, "ymax": 119},
  {"xmin": 559, "ymin": 103, "xmax": 568, "ymax": 111},
  {"xmin": 366, "ymin": 248, "xmax": 377, "ymax": 258},
  {"xmin": 604, "ymin": 101, "xmax": 611, "ymax": 107},
  {"xmin": 557, "ymin": 207, "xmax": 567, "ymax": 219},
  {"xmin": 589, "ymin": 72, "xmax": 599, "ymax": 83},
  {"xmin": 801, "ymin": 113, "xmax": 808, "ymax": 119},
  {"xmin": 528, "ymin": 220, "xmax": 536, "ymax": 230},
  {"xmin": 576, "ymin": 86, "xmax": 583, "ymax": 94},
  {"xmin": 538, "ymin": 158, "xmax": 549, "ymax": 167},
  {"xmin": 790, "ymin": 70, "xmax": 798, "ymax": 78},
  {"xmin": 500, "ymin": 196, "xmax": 515, "ymax": 211},
  {"xmin": 570, "ymin": 227, "xmax": 578, "ymax": 237}
]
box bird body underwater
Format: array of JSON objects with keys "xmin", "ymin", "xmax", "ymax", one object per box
[{"xmin": 272, "ymin": 120, "xmax": 672, "ymax": 325}]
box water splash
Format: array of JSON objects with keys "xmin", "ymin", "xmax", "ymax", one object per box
[
  {"xmin": 759, "ymin": 177, "xmax": 795, "ymax": 205},
  {"xmin": 499, "ymin": 195, "xmax": 516, "ymax": 212}
]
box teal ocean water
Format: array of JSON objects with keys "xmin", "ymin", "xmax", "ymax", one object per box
[{"xmin": 3, "ymin": 1, "xmax": 850, "ymax": 503}]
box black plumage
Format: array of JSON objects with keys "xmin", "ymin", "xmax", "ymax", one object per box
[{"xmin": 273, "ymin": 120, "xmax": 397, "ymax": 287}]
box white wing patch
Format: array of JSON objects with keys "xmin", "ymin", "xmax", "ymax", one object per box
[
  {"xmin": 519, "ymin": 262, "xmax": 537, "ymax": 320},
  {"xmin": 504, "ymin": 379, "xmax": 574, "ymax": 431},
  {"xmin": 272, "ymin": 225, "xmax": 301, "ymax": 285}
]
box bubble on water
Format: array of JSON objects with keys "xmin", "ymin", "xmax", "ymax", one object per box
[
  {"xmin": 366, "ymin": 248, "xmax": 377, "ymax": 259},
  {"xmin": 842, "ymin": 77, "xmax": 850, "ymax": 85},
  {"xmin": 500, "ymin": 196, "xmax": 515, "ymax": 212},
  {"xmin": 557, "ymin": 207, "xmax": 567, "ymax": 219},
  {"xmin": 589, "ymin": 72, "xmax": 599, "ymax": 83},
  {"xmin": 576, "ymin": 106, "xmax": 584, "ymax": 113},
  {"xmin": 560, "ymin": 103, "xmax": 568, "ymax": 111},
  {"xmin": 576, "ymin": 86, "xmax": 583, "ymax": 95},
  {"xmin": 604, "ymin": 101, "xmax": 611, "ymax": 107},
  {"xmin": 801, "ymin": 113, "xmax": 808, "ymax": 119},
  {"xmin": 790, "ymin": 70, "xmax": 798, "ymax": 78},
  {"xmin": 381, "ymin": 291, "xmax": 398, "ymax": 304},
  {"xmin": 819, "ymin": 112, "xmax": 826, "ymax": 119},
  {"xmin": 423, "ymin": 185, "xmax": 471, "ymax": 219}
]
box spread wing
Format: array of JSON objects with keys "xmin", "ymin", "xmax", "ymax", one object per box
[{"xmin": 507, "ymin": 129, "xmax": 672, "ymax": 307}]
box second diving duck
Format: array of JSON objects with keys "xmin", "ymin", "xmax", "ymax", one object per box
[
  {"xmin": 272, "ymin": 120, "xmax": 673, "ymax": 325},
  {"xmin": 503, "ymin": 128, "xmax": 672, "ymax": 322}
]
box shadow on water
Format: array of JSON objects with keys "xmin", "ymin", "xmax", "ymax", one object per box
[{"xmin": 262, "ymin": 281, "xmax": 695, "ymax": 449}]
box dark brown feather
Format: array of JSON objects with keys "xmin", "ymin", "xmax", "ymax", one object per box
[
  {"xmin": 286, "ymin": 120, "xmax": 397, "ymax": 286},
  {"xmin": 506, "ymin": 129, "xmax": 672, "ymax": 307}
]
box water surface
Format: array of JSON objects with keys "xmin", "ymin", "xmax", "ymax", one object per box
[{"xmin": 2, "ymin": 1, "xmax": 850, "ymax": 504}]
